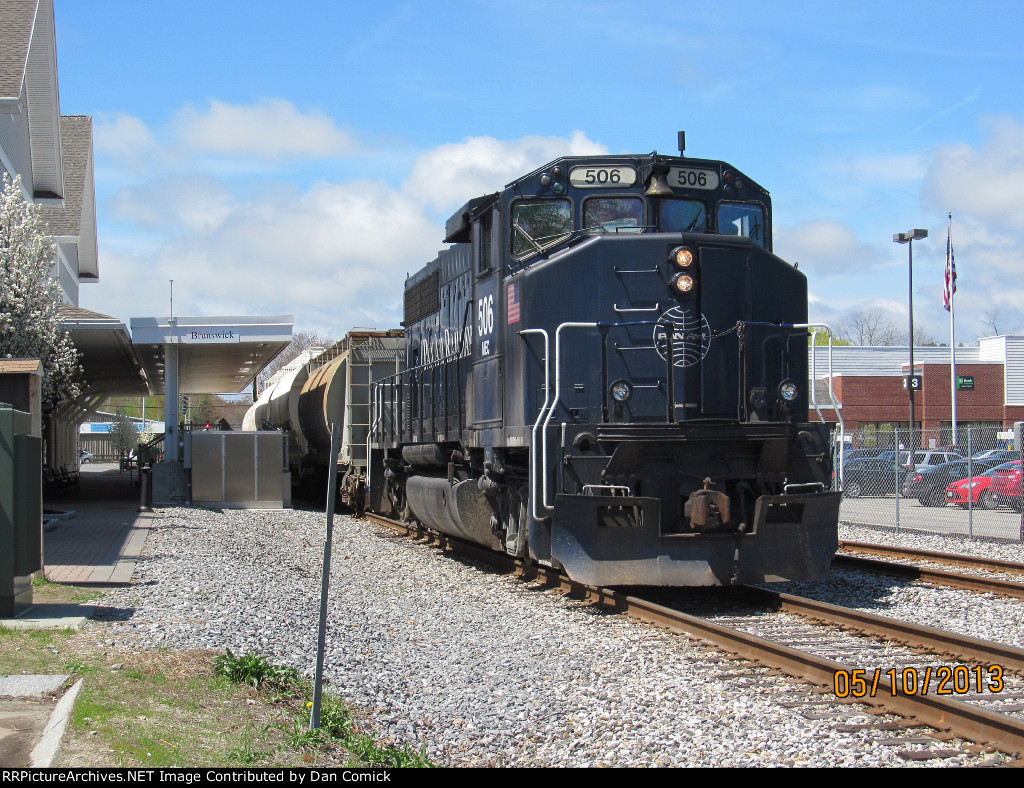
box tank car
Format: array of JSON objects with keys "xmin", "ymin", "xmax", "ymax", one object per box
[
  {"xmin": 367, "ymin": 140, "xmax": 841, "ymax": 586},
  {"xmin": 244, "ymin": 330, "xmax": 404, "ymax": 506}
]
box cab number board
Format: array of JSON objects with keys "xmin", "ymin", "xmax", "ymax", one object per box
[
  {"xmin": 668, "ymin": 167, "xmax": 720, "ymax": 190},
  {"xmin": 569, "ymin": 165, "xmax": 638, "ymax": 188}
]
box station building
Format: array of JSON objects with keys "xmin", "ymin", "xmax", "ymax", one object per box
[
  {"xmin": 809, "ymin": 336, "xmax": 1024, "ymax": 449},
  {"xmin": 1, "ymin": 2, "xmax": 291, "ymax": 483}
]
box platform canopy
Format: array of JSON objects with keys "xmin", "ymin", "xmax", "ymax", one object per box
[
  {"xmin": 131, "ymin": 316, "xmax": 293, "ymax": 394},
  {"xmin": 61, "ymin": 305, "xmax": 149, "ymax": 397}
]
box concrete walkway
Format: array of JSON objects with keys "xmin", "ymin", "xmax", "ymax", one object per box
[{"xmin": 42, "ymin": 462, "xmax": 155, "ymax": 586}]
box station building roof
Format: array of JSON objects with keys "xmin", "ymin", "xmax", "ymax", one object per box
[
  {"xmin": 131, "ymin": 315, "xmax": 293, "ymax": 395},
  {"xmin": 60, "ymin": 305, "xmax": 148, "ymax": 397}
]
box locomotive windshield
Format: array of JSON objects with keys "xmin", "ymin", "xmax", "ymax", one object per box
[
  {"xmin": 511, "ymin": 199, "xmax": 571, "ymax": 257},
  {"xmin": 583, "ymin": 196, "xmax": 643, "ymax": 234},
  {"xmin": 718, "ymin": 202, "xmax": 765, "ymax": 247},
  {"xmin": 658, "ymin": 199, "xmax": 706, "ymax": 233}
]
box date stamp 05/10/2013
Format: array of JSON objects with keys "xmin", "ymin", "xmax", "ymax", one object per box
[{"xmin": 833, "ymin": 665, "xmax": 1004, "ymax": 699}]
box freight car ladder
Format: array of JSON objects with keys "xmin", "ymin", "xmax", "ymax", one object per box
[{"xmin": 342, "ymin": 333, "xmax": 405, "ymax": 470}]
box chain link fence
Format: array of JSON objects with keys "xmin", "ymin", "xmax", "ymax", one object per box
[{"xmin": 832, "ymin": 425, "xmax": 1024, "ymax": 541}]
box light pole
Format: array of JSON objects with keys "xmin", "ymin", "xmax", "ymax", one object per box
[{"xmin": 894, "ymin": 229, "xmax": 928, "ymax": 458}]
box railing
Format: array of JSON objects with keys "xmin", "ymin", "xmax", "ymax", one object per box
[{"xmin": 522, "ymin": 318, "xmax": 808, "ymax": 516}]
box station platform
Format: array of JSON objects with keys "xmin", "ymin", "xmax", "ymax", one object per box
[{"xmin": 41, "ymin": 462, "xmax": 155, "ymax": 587}]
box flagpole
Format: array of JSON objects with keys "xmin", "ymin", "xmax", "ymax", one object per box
[{"xmin": 948, "ymin": 212, "xmax": 958, "ymax": 448}]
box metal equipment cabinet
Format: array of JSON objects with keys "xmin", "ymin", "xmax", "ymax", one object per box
[{"xmin": 0, "ymin": 404, "xmax": 42, "ymax": 617}]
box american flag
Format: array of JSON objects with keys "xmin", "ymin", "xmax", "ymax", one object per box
[
  {"xmin": 506, "ymin": 281, "xmax": 520, "ymax": 324},
  {"xmin": 943, "ymin": 219, "xmax": 956, "ymax": 312}
]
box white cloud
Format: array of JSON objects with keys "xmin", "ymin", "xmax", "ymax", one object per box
[
  {"xmin": 93, "ymin": 113, "xmax": 166, "ymax": 172},
  {"xmin": 175, "ymin": 99, "xmax": 355, "ymax": 159},
  {"xmin": 88, "ymin": 178, "xmax": 440, "ymax": 338},
  {"xmin": 403, "ymin": 130, "xmax": 607, "ymax": 211},
  {"xmin": 774, "ymin": 219, "xmax": 881, "ymax": 276},
  {"xmin": 110, "ymin": 176, "xmax": 236, "ymax": 234},
  {"xmin": 923, "ymin": 115, "xmax": 1024, "ymax": 226}
]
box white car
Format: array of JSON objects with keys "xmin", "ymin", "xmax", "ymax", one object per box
[
  {"xmin": 898, "ymin": 450, "xmax": 964, "ymax": 472},
  {"xmin": 78, "ymin": 449, "xmax": 94, "ymax": 463}
]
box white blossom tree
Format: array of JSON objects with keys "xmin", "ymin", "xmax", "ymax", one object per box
[
  {"xmin": 110, "ymin": 409, "xmax": 139, "ymax": 461},
  {"xmin": 0, "ymin": 174, "xmax": 81, "ymax": 410}
]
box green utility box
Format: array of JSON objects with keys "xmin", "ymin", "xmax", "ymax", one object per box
[{"xmin": 0, "ymin": 404, "xmax": 42, "ymax": 617}]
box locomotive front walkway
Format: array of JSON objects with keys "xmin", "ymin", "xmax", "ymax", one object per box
[{"xmin": 42, "ymin": 463, "xmax": 154, "ymax": 586}]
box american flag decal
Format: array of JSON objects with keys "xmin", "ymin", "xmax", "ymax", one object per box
[{"xmin": 507, "ymin": 281, "xmax": 520, "ymax": 324}]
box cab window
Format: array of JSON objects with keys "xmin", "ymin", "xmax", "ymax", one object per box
[
  {"xmin": 658, "ymin": 199, "xmax": 706, "ymax": 233},
  {"xmin": 477, "ymin": 211, "xmax": 493, "ymax": 273},
  {"xmin": 583, "ymin": 197, "xmax": 643, "ymax": 234},
  {"xmin": 511, "ymin": 199, "xmax": 572, "ymax": 258},
  {"xmin": 718, "ymin": 202, "xmax": 766, "ymax": 247}
]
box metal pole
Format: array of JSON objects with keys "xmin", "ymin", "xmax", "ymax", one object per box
[
  {"xmin": 967, "ymin": 427, "xmax": 973, "ymax": 540},
  {"xmin": 895, "ymin": 428, "xmax": 900, "ymax": 534},
  {"xmin": 310, "ymin": 422, "xmax": 342, "ymax": 730},
  {"xmin": 908, "ymin": 239, "xmax": 916, "ymax": 458}
]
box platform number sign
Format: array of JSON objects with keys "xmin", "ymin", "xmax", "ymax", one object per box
[
  {"xmin": 477, "ymin": 293, "xmax": 495, "ymax": 357},
  {"xmin": 903, "ymin": 375, "xmax": 923, "ymax": 391}
]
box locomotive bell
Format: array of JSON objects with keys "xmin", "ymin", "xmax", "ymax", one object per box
[{"xmin": 645, "ymin": 170, "xmax": 673, "ymax": 197}]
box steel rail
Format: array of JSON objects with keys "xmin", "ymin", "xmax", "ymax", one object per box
[
  {"xmin": 834, "ymin": 553, "xmax": 1024, "ymax": 601},
  {"xmin": 363, "ymin": 513, "xmax": 1024, "ymax": 754},
  {"xmin": 738, "ymin": 585, "xmax": 1024, "ymax": 674},
  {"xmin": 840, "ymin": 540, "xmax": 1024, "ymax": 576}
]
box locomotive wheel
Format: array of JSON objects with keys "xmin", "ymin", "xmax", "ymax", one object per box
[
  {"xmin": 843, "ymin": 482, "xmax": 862, "ymax": 499},
  {"xmin": 981, "ymin": 491, "xmax": 999, "ymax": 510}
]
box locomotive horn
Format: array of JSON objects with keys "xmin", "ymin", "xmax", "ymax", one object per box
[{"xmin": 645, "ymin": 168, "xmax": 673, "ymax": 197}]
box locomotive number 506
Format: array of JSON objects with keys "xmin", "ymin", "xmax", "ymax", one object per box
[{"xmin": 478, "ymin": 294, "xmax": 495, "ymax": 355}]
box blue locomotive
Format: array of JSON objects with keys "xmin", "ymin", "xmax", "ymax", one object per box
[{"xmin": 368, "ymin": 137, "xmax": 840, "ymax": 586}]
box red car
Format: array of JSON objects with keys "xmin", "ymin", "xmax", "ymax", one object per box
[
  {"xmin": 945, "ymin": 461, "xmax": 1020, "ymax": 509},
  {"xmin": 989, "ymin": 462, "xmax": 1024, "ymax": 511}
]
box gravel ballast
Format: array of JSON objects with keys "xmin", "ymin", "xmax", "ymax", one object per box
[{"xmin": 89, "ymin": 509, "xmax": 1021, "ymax": 766}]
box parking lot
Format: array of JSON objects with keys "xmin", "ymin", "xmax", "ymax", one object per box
[{"xmin": 839, "ymin": 495, "xmax": 1024, "ymax": 540}]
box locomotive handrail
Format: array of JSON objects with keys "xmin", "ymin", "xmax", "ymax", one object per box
[
  {"xmin": 796, "ymin": 323, "xmax": 844, "ymax": 485},
  {"xmin": 613, "ymin": 303, "xmax": 661, "ymax": 313},
  {"xmin": 531, "ymin": 318, "xmax": 819, "ymax": 512},
  {"xmin": 520, "ymin": 328, "xmax": 551, "ymax": 521},
  {"xmin": 583, "ymin": 484, "xmax": 631, "ymax": 496},
  {"xmin": 542, "ymin": 321, "xmax": 604, "ymax": 512}
]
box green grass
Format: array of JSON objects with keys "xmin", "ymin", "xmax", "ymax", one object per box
[
  {"xmin": 1, "ymin": 587, "xmax": 434, "ymax": 767},
  {"xmin": 214, "ymin": 649, "xmax": 433, "ymax": 768}
]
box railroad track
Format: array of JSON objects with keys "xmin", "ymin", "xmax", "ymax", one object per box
[
  {"xmin": 363, "ymin": 513, "xmax": 1024, "ymax": 760},
  {"xmin": 837, "ymin": 541, "xmax": 1024, "ymax": 599}
]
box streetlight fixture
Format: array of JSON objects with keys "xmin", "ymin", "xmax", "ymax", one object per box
[{"xmin": 893, "ymin": 228, "xmax": 928, "ymax": 461}]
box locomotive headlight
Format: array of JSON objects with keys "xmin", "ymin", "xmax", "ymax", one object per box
[
  {"xmin": 670, "ymin": 246, "xmax": 695, "ymax": 268},
  {"xmin": 779, "ymin": 379, "xmax": 799, "ymax": 402},
  {"xmin": 610, "ymin": 380, "xmax": 633, "ymax": 402},
  {"xmin": 671, "ymin": 273, "xmax": 695, "ymax": 294}
]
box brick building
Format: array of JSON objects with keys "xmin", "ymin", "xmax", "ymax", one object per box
[{"xmin": 810, "ymin": 336, "xmax": 1024, "ymax": 450}]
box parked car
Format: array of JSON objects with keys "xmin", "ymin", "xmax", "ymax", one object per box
[
  {"xmin": 78, "ymin": 449, "xmax": 94, "ymax": 463},
  {"xmin": 839, "ymin": 448, "xmax": 888, "ymax": 464},
  {"xmin": 990, "ymin": 464, "xmax": 1024, "ymax": 511},
  {"xmin": 903, "ymin": 458, "xmax": 1004, "ymax": 507},
  {"xmin": 970, "ymin": 449, "xmax": 1019, "ymax": 464},
  {"xmin": 841, "ymin": 457, "xmax": 911, "ymax": 498},
  {"xmin": 898, "ymin": 450, "xmax": 965, "ymax": 473},
  {"xmin": 945, "ymin": 461, "xmax": 1021, "ymax": 509}
]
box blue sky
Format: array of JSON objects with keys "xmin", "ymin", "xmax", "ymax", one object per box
[{"xmin": 56, "ymin": 0, "xmax": 1024, "ymax": 344}]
